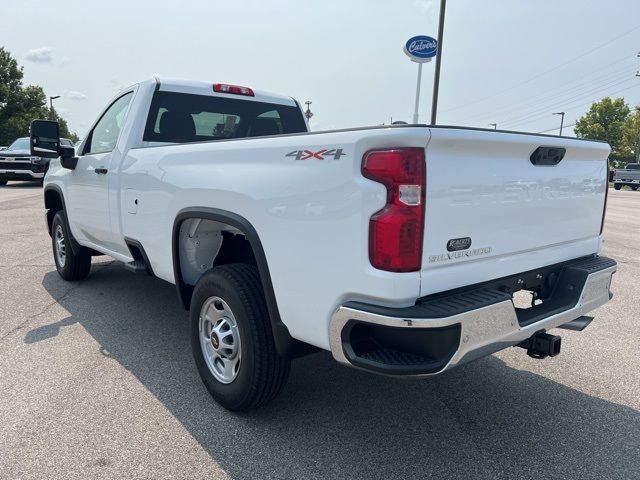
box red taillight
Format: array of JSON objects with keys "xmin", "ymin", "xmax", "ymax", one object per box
[
  {"xmin": 362, "ymin": 148, "xmax": 425, "ymax": 272},
  {"xmin": 213, "ymin": 83, "xmax": 255, "ymax": 96}
]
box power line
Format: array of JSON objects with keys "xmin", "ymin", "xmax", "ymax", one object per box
[
  {"xmin": 459, "ymin": 59, "xmax": 637, "ymax": 124},
  {"xmin": 535, "ymin": 97, "xmax": 640, "ymax": 134},
  {"xmin": 441, "ymin": 23, "xmax": 640, "ymax": 114},
  {"xmin": 536, "ymin": 123, "xmax": 577, "ymax": 134},
  {"xmin": 500, "ymin": 77, "xmax": 638, "ymax": 129},
  {"xmin": 505, "ymin": 83, "xmax": 640, "ymax": 130}
]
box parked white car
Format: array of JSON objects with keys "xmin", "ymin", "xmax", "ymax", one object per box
[{"xmin": 31, "ymin": 76, "xmax": 616, "ymax": 411}]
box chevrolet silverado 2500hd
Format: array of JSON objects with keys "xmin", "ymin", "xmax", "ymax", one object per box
[{"xmin": 30, "ymin": 77, "xmax": 616, "ymax": 411}]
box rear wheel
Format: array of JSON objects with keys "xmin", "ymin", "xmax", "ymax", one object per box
[
  {"xmin": 190, "ymin": 264, "xmax": 290, "ymax": 411},
  {"xmin": 632, "ymin": 186, "xmax": 639, "ymax": 191},
  {"xmin": 51, "ymin": 211, "xmax": 92, "ymax": 281},
  {"xmin": 614, "ymin": 184, "xmax": 621, "ymax": 190},
  {"xmin": 0, "ymin": 180, "xmax": 7, "ymax": 186}
]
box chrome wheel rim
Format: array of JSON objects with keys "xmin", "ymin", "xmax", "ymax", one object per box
[
  {"xmin": 54, "ymin": 225, "xmax": 66, "ymax": 268},
  {"xmin": 199, "ymin": 296, "xmax": 241, "ymax": 384}
]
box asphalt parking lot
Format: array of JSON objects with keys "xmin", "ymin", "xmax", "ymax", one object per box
[{"xmin": 0, "ymin": 183, "xmax": 638, "ymax": 480}]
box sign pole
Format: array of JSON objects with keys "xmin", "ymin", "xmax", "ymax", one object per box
[
  {"xmin": 404, "ymin": 34, "xmax": 437, "ymax": 123},
  {"xmin": 430, "ymin": 0, "xmax": 446, "ymax": 125},
  {"xmin": 413, "ymin": 62, "xmax": 423, "ymax": 124}
]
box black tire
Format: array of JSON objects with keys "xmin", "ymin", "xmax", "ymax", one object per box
[
  {"xmin": 632, "ymin": 186, "xmax": 639, "ymax": 191},
  {"xmin": 614, "ymin": 184, "xmax": 621, "ymax": 190},
  {"xmin": 190, "ymin": 264, "xmax": 290, "ymax": 411},
  {"xmin": 51, "ymin": 211, "xmax": 92, "ymax": 281},
  {"xmin": 0, "ymin": 180, "xmax": 7, "ymax": 186}
]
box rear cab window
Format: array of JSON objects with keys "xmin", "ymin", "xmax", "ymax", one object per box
[{"xmin": 143, "ymin": 91, "xmax": 307, "ymax": 144}]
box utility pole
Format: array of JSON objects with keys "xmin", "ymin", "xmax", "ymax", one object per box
[
  {"xmin": 430, "ymin": 0, "xmax": 446, "ymax": 125},
  {"xmin": 488, "ymin": 123, "xmax": 497, "ymax": 130},
  {"xmin": 553, "ymin": 111, "xmax": 565, "ymax": 136},
  {"xmin": 49, "ymin": 95, "xmax": 60, "ymax": 120}
]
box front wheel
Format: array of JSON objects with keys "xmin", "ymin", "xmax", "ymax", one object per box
[
  {"xmin": 614, "ymin": 184, "xmax": 622, "ymax": 190},
  {"xmin": 51, "ymin": 211, "xmax": 92, "ymax": 281},
  {"xmin": 632, "ymin": 186, "xmax": 639, "ymax": 191},
  {"xmin": 190, "ymin": 264, "xmax": 290, "ymax": 411},
  {"xmin": 0, "ymin": 180, "xmax": 7, "ymax": 186}
]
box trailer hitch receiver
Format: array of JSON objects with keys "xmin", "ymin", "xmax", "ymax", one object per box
[{"xmin": 517, "ymin": 331, "xmax": 561, "ymax": 359}]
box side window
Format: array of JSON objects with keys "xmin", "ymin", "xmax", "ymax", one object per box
[{"xmin": 86, "ymin": 92, "xmax": 134, "ymax": 155}]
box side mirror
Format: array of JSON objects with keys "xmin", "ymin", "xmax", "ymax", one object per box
[
  {"xmin": 60, "ymin": 146, "xmax": 78, "ymax": 170},
  {"xmin": 30, "ymin": 119, "xmax": 78, "ymax": 170},
  {"xmin": 30, "ymin": 120, "xmax": 61, "ymax": 158}
]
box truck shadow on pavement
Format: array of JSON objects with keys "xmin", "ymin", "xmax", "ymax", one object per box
[{"xmin": 33, "ymin": 263, "xmax": 639, "ymax": 480}]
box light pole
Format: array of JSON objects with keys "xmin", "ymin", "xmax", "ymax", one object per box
[
  {"xmin": 553, "ymin": 111, "xmax": 565, "ymax": 136},
  {"xmin": 49, "ymin": 95, "xmax": 60, "ymax": 120},
  {"xmin": 430, "ymin": 0, "xmax": 446, "ymax": 125},
  {"xmin": 488, "ymin": 123, "xmax": 497, "ymax": 130},
  {"xmin": 304, "ymin": 101, "xmax": 313, "ymax": 121}
]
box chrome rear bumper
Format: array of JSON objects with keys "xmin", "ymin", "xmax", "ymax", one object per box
[{"xmin": 329, "ymin": 256, "xmax": 616, "ymax": 376}]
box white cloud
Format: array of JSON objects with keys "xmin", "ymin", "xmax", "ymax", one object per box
[
  {"xmin": 24, "ymin": 47, "xmax": 53, "ymax": 63},
  {"xmin": 67, "ymin": 91, "xmax": 87, "ymax": 101},
  {"xmin": 414, "ymin": 0, "xmax": 436, "ymax": 14}
]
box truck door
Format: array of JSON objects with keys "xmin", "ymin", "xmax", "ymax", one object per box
[{"xmin": 67, "ymin": 92, "xmax": 134, "ymax": 253}]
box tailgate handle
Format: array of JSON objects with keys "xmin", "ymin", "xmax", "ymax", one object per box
[{"xmin": 530, "ymin": 146, "xmax": 565, "ymax": 166}]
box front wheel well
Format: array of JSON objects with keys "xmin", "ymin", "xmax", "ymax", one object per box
[{"xmin": 44, "ymin": 188, "xmax": 64, "ymax": 235}]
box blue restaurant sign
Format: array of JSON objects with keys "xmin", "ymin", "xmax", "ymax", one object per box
[{"xmin": 403, "ymin": 35, "xmax": 438, "ymax": 63}]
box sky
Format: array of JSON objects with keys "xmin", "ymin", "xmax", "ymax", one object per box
[{"xmin": 2, "ymin": 0, "xmax": 639, "ymax": 138}]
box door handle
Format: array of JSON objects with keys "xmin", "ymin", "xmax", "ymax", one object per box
[{"xmin": 94, "ymin": 167, "xmax": 108, "ymax": 174}]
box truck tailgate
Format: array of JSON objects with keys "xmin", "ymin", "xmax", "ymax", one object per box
[{"xmin": 420, "ymin": 127, "xmax": 609, "ymax": 297}]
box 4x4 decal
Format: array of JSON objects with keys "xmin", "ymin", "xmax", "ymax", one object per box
[{"xmin": 286, "ymin": 149, "xmax": 346, "ymax": 161}]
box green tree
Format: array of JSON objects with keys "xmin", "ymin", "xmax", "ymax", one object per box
[
  {"xmin": 0, "ymin": 47, "xmax": 78, "ymax": 145},
  {"xmin": 621, "ymin": 106, "xmax": 640, "ymax": 163},
  {"xmin": 0, "ymin": 47, "xmax": 22, "ymax": 109},
  {"xmin": 574, "ymin": 97, "xmax": 631, "ymax": 164}
]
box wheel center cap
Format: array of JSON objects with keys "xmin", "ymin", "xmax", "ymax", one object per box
[{"xmin": 210, "ymin": 332, "xmax": 220, "ymax": 349}]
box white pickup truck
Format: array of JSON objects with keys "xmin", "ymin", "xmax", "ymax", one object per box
[{"xmin": 30, "ymin": 77, "xmax": 616, "ymax": 411}]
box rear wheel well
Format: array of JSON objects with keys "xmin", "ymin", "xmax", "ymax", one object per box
[
  {"xmin": 177, "ymin": 218, "xmax": 256, "ymax": 293},
  {"xmin": 173, "ymin": 210, "xmax": 318, "ymax": 359}
]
